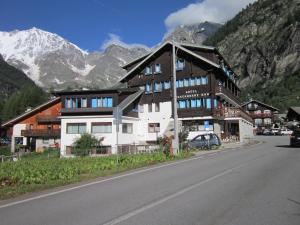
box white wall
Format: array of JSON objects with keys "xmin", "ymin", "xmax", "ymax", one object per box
[
  {"xmin": 137, "ymin": 101, "xmax": 173, "ymax": 142},
  {"xmin": 60, "ymin": 116, "xmax": 139, "ymax": 156},
  {"xmin": 11, "ymin": 124, "xmax": 26, "ymax": 152},
  {"xmin": 238, "ymin": 118, "xmax": 254, "ymax": 142}
]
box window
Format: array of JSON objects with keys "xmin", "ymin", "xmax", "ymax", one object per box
[
  {"xmin": 154, "ymin": 64, "xmax": 161, "ymax": 73},
  {"xmin": 164, "ymin": 81, "xmax": 171, "ymax": 89},
  {"xmin": 148, "ymin": 123, "xmax": 160, "ymax": 133},
  {"xmin": 67, "ymin": 123, "xmax": 86, "ymax": 134},
  {"xmin": 122, "ymin": 123, "xmax": 133, "ymax": 134},
  {"xmin": 80, "ymin": 98, "xmax": 87, "ymax": 108},
  {"xmin": 190, "ymin": 78, "xmax": 195, "ymax": 86},
  {"xmin": 145, "ymin": 66, "xmax": 152, "ymax": 75},
  {"xmin": 178, "ymin": 100, "xmax": 187, "ymax": 109},
  {"xmin": 92, "ymin": 98, "xmax": 97, "ymax": 108},
  {"xmin": 91, "ymin": 122, "xmax": 112, "ymax": 133},
  {"xmin": 196, "ymin": 77, "xmax": 201, "ymax": 85},
  {"xmin": 148, "ymin": 103, "xmax": 152, "ymax": 112},
  {"xmin": 65, "ymin": 98, "xmax": 72, "ymax": 108},
  {"xmin": 191, "ymin": 99, "xmax": 197, "ymax": 108},
  {"xmin": 206, "ymin": 99, "xmax": 211, "ymax": 109},
  {"xmin": 178, "ymin": 80, "xmax": 184, "ymax": 87},
  {"xmin": 176, "ymin": 59, "xmax": 185, "ymax": 70},
  {"xmin": 255, "ymin": 119, "xmax": 262, "ymax": 125},
  {"xmin": 184, "ymin": 78, "xmax": 189, "ymax": 87},
  {"xmin": 264, "ymin": 110, "xmax": 271, "ymax": 115},
  {"xmin": 154, "ymin": 82, "xmax": 162, "ymax": 92},
  {"xmin": 201, "ymin": 76, "xmax": 208, "ymax": 85},
  {"xmin": 92, "ymin": 97, "xmax": 113, "ymax": 107},
  {"xmin": 264, "ymin": 118, "xmax": 272, "ymax": 125},
  {"xmin": 155, "ymin": 103, "xmax": 160, "ymax": 112},
  {"xmin": 145, "ymin": 83, "xmax": 152, "ymax": 94},
  {"xmin": 214, "ymin": 99, "xmax": 218, "ymax": 108}
]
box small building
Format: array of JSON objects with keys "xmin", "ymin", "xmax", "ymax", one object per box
[
  {"xmin": 56, "ymin": 41, "xmax": 253, "ymax": 156},
  {"xmin": 286, "ymin": 107, "xmax": 300, "ymax": 122},
  {"xmin": 242, "ymin": 100, "xmax": 279, "ymax": 128},
  {"xmin": 2, "ymin": 97, "xmax": 61, "ymax": 152}
]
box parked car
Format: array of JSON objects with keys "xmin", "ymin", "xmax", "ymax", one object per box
[
  {"xmin": 188, "ymin": 133, "xmax": 221, "ymax": 150},
  {"xmin": 270, "ymin": 128, "xmax": 280, "ymax": 135},
  {"xmin": 290, "ymin": 129, "xmax": 300, "ymax": 147},
  {"xmin": 278, "ymin": 129, "xmax": 293, "ymax": 136},
  {"xmin": 263, "ymin": 129, "xmax": 272, "ymax": 135}
]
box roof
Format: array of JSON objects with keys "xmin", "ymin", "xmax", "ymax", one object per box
[
  {"xmin": 118, "ymin": 89, "xmax": 144, "ymax": 111},
  {"xmin": 241, "ymin": 100, "xmax": 279, "ymax": 111},
  {"xmin": 2, "ymin": 97, "xmax": 61, "ymax": 127},
  {"xmin": 289, "ymin": 107, "xmax": 300, "ymax": 115},
  {"xmin": 118, "ymin": 41, "xmax": 221, "ymax": 83}
]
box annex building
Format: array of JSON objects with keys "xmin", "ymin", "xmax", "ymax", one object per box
[{"xmin": 55, "ymin": 41, "xmax": 253, "ymax": 156}]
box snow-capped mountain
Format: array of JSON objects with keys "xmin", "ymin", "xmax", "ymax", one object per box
[
  {"xmin": 0, "ymin": 27, "xmax": 148, "ymax": 89},
  {"xmin": 0, "ymin": 23, "xmax": 220, "ymax": 89}
]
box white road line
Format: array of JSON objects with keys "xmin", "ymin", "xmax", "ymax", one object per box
[
  {"xmin": 0, "ymin": 155, "xmax": 207, "ymax": 209},
  {"xmin": 101, "ymin": 161, "xmax": 251, "ymax": 225}
]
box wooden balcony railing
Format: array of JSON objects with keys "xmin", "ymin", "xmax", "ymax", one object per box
[
  {"xmin": 21, "ymin": 129, "xmax": 61, "ymax": 138},
  {"xmin": 215, "ymin": 86, "xmax": 241, "ymax": 106},
  {"xmin": 213, "ymin": 107, "xmax": 253, "ymax": 123},
  {"xmin": 36, "ymin": 116, "xmax": 60, "ymax": 123}
]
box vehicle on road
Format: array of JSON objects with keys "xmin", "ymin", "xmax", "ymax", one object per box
[
  {"xmin": 278, "ymin": 128, "xmax": 293, "ymax": 136},
  {"xmin": 188, "ymin": 133, "xmax": 221, "ymax": 150},
  {"xmin": 263, "ymin": 129, "xmax": 272, "ymax": 135},
  {"xmin": 290, "ymin": 129, "xmax": 300, "ymax": 147},
  {"xmin": 270, "ymin": 128, "xmax": 280, "ymax": 135}
]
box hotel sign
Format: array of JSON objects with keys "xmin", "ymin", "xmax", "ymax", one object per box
[{"xmin": 177, "ymin": 89, "xmax": 210, "ymax": 99}]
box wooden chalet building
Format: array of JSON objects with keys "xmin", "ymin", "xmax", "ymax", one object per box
[
  {"xmin": 56, "ymin": 41, "xmax": 253, "ymax": 156},
  {"xmin": 241, "ymin": 100, "xmax": 279, "ymax": 128},
  {"xmin": 2, "ymin": 97, "xmax": 61, "ymax": 152},
  {"xmin": 286, "ymin": 107, "xmax": 300, "ymax": 122}
]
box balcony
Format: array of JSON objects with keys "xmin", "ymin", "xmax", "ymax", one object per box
[
  {"xmin": 37, "ymin": 116, "xmax": 60, "ymax": 123},
  {"xmin": 251, "ymin": 113, "xmax": 273, "ymax": 119},
  {"xmin": 213, "ymin": 107, "xmax": 253, "ymax": 123},
  {"xmin": 215, "ymin": 86, "xmax": 240, "ymax": 106},
  {"xmin": 21, "ymin": 129, "xmax": 61, "ymax": 138},
  {"xmin": 61, "ymin": 107, "xmax": 113, "ymax": 115}
]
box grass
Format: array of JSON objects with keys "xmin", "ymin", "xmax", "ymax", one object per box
[{"xmin": 0, "ymin": 150, "xmax": 192, "ymax": 200}]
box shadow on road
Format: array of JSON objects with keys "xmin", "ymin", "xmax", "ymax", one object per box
[{"xmin": 275, "ymin": 145, "xmax": 300, "ymax": 148}]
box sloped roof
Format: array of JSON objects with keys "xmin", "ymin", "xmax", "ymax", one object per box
[
  {"xmin": 118, "ymin": 41, "xmax": 221, "ymax": 83},
  {"xmin": 289, "ymin": 107, "xmax": 300, "ymax": 115},
  {"xmin": 2, "ymin": 97, "xmax": 61, "ymax": 127},
  {"xmin": 241, "ymin": 99, "xmax": 279, "ymax": 111},
  {"xmin": 118, "ymin": 89, "xmax": 144, "ymax": 111}
]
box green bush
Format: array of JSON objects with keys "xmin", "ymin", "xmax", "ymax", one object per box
[{"xmin": 73, "ymin": 133, "xmax": 103, "ymax": 156}]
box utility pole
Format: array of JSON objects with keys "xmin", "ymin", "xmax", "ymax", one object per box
[{"xmin": 172, "ymin": 40, "xmax": 179, "ymax": 155}]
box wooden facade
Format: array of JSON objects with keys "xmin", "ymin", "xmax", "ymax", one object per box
[{"xmin": 242, "ymin": 100, "xmax": 278, "ymax": 127}]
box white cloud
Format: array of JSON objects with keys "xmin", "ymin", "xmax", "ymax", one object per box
[
  {"xmin": 165, "ymin": 0, "xmax": 256, "ymax": 30},
  {"xmin": 101, "ymin": 33, "xmax": 150, "ymax": 51}
]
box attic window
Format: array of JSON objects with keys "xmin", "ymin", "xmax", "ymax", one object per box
[
  {"xmin": 176, "ymin": 59, "xmax": 185, "ymax": 70},
  {"xmin": 145, "ymin": 66, "xmax": 152, "ymax": 75}
]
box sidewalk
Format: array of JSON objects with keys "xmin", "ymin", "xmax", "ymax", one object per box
[{"xmin": 193, "ymin": 139, "xmax": 260, "ymax": 156}]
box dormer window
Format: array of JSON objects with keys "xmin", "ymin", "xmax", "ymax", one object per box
[
  {"xmin": 154, "ymin": 64, "xmax": 161, "ymax": 74},
  {"xmin": 176, "ymin": 59, "xmax": 185, "ymax": 70},
  {"xmin": 145, "ymin": 66, "xmax": 152, "ymax": 75}
]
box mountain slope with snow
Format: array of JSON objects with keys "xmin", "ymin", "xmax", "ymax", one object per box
[{"xmin": 0, "ymin": 23, "xmax": 220, "ymax": 89}]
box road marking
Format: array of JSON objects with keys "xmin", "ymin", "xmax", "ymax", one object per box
[
  {"xmin": 101, "ymin": 161, "xmax": 251, "ymax": 225},
  {"xmin": 0, "ymin": 155, "xmax": 208, "ymax": 209}
]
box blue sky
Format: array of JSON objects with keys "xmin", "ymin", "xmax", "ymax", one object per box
[{"xmin": 0, "ymin": 0, "xmax": 255, "ymax": 51}]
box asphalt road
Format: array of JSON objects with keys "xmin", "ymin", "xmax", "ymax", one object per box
[{"xmin": 1, "ymin": 136, "xmax": 300, "ymax": 225}]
